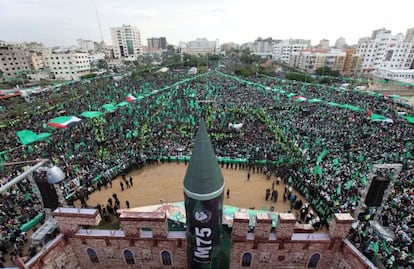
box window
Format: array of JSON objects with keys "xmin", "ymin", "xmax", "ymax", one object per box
[
  {"xmin": 241, "ymin": 252, "xmax": 253, "ymax": 267},
  {"xmin": 307, "ymin": 253, "xmax": 321, "ymax": 268},
  {"xmin": 86, "ymin": 248, "xmax": 99, "ymax": 263},
  {"xmin": 123, "ymin": 249, "xmax": 135, "ymax": 264},
  {"xmin": 161, "ymin": 250, "xmax": 172, "ymax": 265}
]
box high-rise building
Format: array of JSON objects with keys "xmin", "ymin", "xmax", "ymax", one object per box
[
  {"xmin": 272, "ymin": 39, "xmax": 311, "ymax": 64},
  {"xmin": 254, "ymin": 37, "xmax": 280, "ymax": 53},
  {"xmin": 0, "ymin": 41, "xmax": 31, "ymax": 79},
  {"xmin": 404, "ymin": 28, "xmax": 414, "ymax": 42},
  {"xmin": 147, "ymin": 37, "xmax": 167, "ymax": 50},
  {"xmin": 356, "ymin": 27, "xmax": 414, "ymax": 72},
  {"xmin": 110, "ymin": 25, "xmax": 142, "ymax": 59}
]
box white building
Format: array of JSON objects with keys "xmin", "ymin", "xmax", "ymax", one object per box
[
  {"xmin": 375, "ymin": 69, "xmax": 414, "ymax": 83},
  {"xmin": 88, "ymin": 53, "xmax": 106, "ymax": 62},
  {"xmin": 289, "ymin": 48, "xmax": 347, "ymax": 74},
  {"xmin": 29, "ymin": 53, "xmax": 46, "ymax": 70},
  {"xmin": 272, "ymin": 39, "xmax": 311, "ymax": 64},
  {"xmin": 250, "ymin": 37, "xmax": 281, "ymax": 58},
  {"xmin": 110, "ymin": 25, "xmax": 142, "ymax": 59},
  {"xmin": 179, "ymin": 38, "xmax": 219, "ymax": 54},
  {"xmin": 0, "ymin": 41, "xmax": 31, "ymax": 79},
  {"xmin": 356, "ymin": 27, "xmax": 414, "ymax": 73},
  {"xmin": 77, "ymin": 39, "xmax": 97, "ymax": 52},
  {"xmin": 43, "ymin": 52, "xmax": 90, "ymax": 80}
]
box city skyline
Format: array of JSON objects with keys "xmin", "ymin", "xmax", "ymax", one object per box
[{"xmin": 0, "ymin": 0, "xmax": 413, "ymax": 47}]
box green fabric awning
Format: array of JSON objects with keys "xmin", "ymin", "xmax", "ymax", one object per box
[
  {"xmin": 102, "ymin": 104, "xmax": 118, "ymax": 112},
  {"xmin": 16, "ymin": 130, "xmax": 52, "ymax": 145},
  {"xmin": 340, "ymin": 104, "xmax": 363, "ymax": 112},
  {"xmin": 117, "ymin": 101, "xmax": 129, "ymax": 107},
  {"xmin": 402, "ymin": 116, "xmax": 414, "ymax": 124},
  {"xmin": 371, "ymin": 113, "xmax": 387, "ymax": 121},
  {"xmin": 80, "ymin": 111, "xmax": 104, "ymax": 118},
  {"xmin": 308, "ymin": 98, "xmax": 323, "ymax": 103},
  {"xmin": 327, "ymin": 102, "xmax": 341, "ymax": 107}
]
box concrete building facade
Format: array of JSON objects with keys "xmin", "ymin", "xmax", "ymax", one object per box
[
  {"xmin": 356, "ymin": 27, "xmax": 414, "ymax": 72},
  {"xmin": 289, "ymin": 49, "xmax": 347, "ymax": 74},
  {"xmin": 0, "ymin": 41, "xmax": 31, "ymax": 79},
  {"xmin": 221, "ymin": 42, "xmax": 240, "ymax": 52},
  {"xmin": 147, "ymin": 37, "xmax": 167, "ymax": 51},
  {"xmin": 76, "ymin": 39, "xmax": 97, "ymax": 52},
  {"xmin": 272, "ymin": 39, "xmax": 311, "ymax": 64},
  {"xmin": 179, "ymin": 38, "xmax": 220, "ymax": 54},
  {"xmin": 110, "ymin": 25, "xmax": 142, "ymax": 59},
  {"xmin": 43, "ymin": 52, "xmax": 90, "ymax": 80}
]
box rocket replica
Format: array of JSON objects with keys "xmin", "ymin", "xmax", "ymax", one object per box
[{"xmin": 183, "ymin": 120, "xmax": 225, "ymax": 269}]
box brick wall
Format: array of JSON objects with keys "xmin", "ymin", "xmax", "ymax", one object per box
[{"xmin": 26, "ymin": 210, "xmax": 374, "ymax": 269}]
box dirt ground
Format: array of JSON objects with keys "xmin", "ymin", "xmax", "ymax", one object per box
[{"xmin": 77, "ymin": 162, "xmax": 308, "ymax": 215}]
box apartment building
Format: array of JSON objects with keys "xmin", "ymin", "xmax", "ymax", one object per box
[
  {"xmin": 272, "ymin": 39, "xmax": 311, "ymax": 64},
  {"xmin": 110, "ymin": 25, "xmax": 142, "ymax": 59},
  {"xmin": 43, "ymin": 52, "xmax": 90, "ymax": 80}
]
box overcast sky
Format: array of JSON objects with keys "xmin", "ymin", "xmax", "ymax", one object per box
[{"xmin": 0, "ymin": 0, "xmax": 413, "ymax": 47}]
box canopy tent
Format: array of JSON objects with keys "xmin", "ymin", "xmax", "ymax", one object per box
[
  {"xmin": 16, "ymin": 130, "xmax": 52, "ymax": 145},
  {"xmin": 80, "ymin": 111, "xmax": 103, "ymax": 118},
  {"xmin": 47, "ymin": 116, "xmax": 81, "ymax": 129}
]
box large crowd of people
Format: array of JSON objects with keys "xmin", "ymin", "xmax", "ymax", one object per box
[{"xmin": 0, "ymin": 66, "xmax": 413, "ymax": 268}]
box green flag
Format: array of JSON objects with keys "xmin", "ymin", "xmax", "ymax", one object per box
[
  {"xmin": 313, "ymin": 165, "xmax": 323, "ymax": 175},
  {"xmin": 361, "ymin": 176, "xmax": 367, "ymax": 186},
  {"xmin": 316, "ymin": 149, "xmax": 329, "ymax": 164},
  {"xmin": 345, "ymin": 180, "xmax": 354, "ymax": 190},
  {"xmin": 369, "ymin": 241, "xmax": 379, "ymax": 253}
]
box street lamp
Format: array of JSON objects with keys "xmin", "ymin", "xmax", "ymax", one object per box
[{"xmin": 0, "ymin": 159, "xmax": 67, "ymax": 210}]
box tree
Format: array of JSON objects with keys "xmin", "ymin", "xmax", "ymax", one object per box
[
  {"xmin": 233, "ymin": 65, "xmax": 254, "ymax": 77},
  {"xmin": 285, "ymin": 72, "xmax": 314, "ymax": 83},
  {"xmin": 315, "ymin": 66, "xmax": 340, "ymax": 77},
  {"xmin": 96, "ymin": 59, "xmax": 109, "ymax": 70},
  {"xmin": 167, "ymin": 44, "xmax": 175, "ymax": 53}
]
